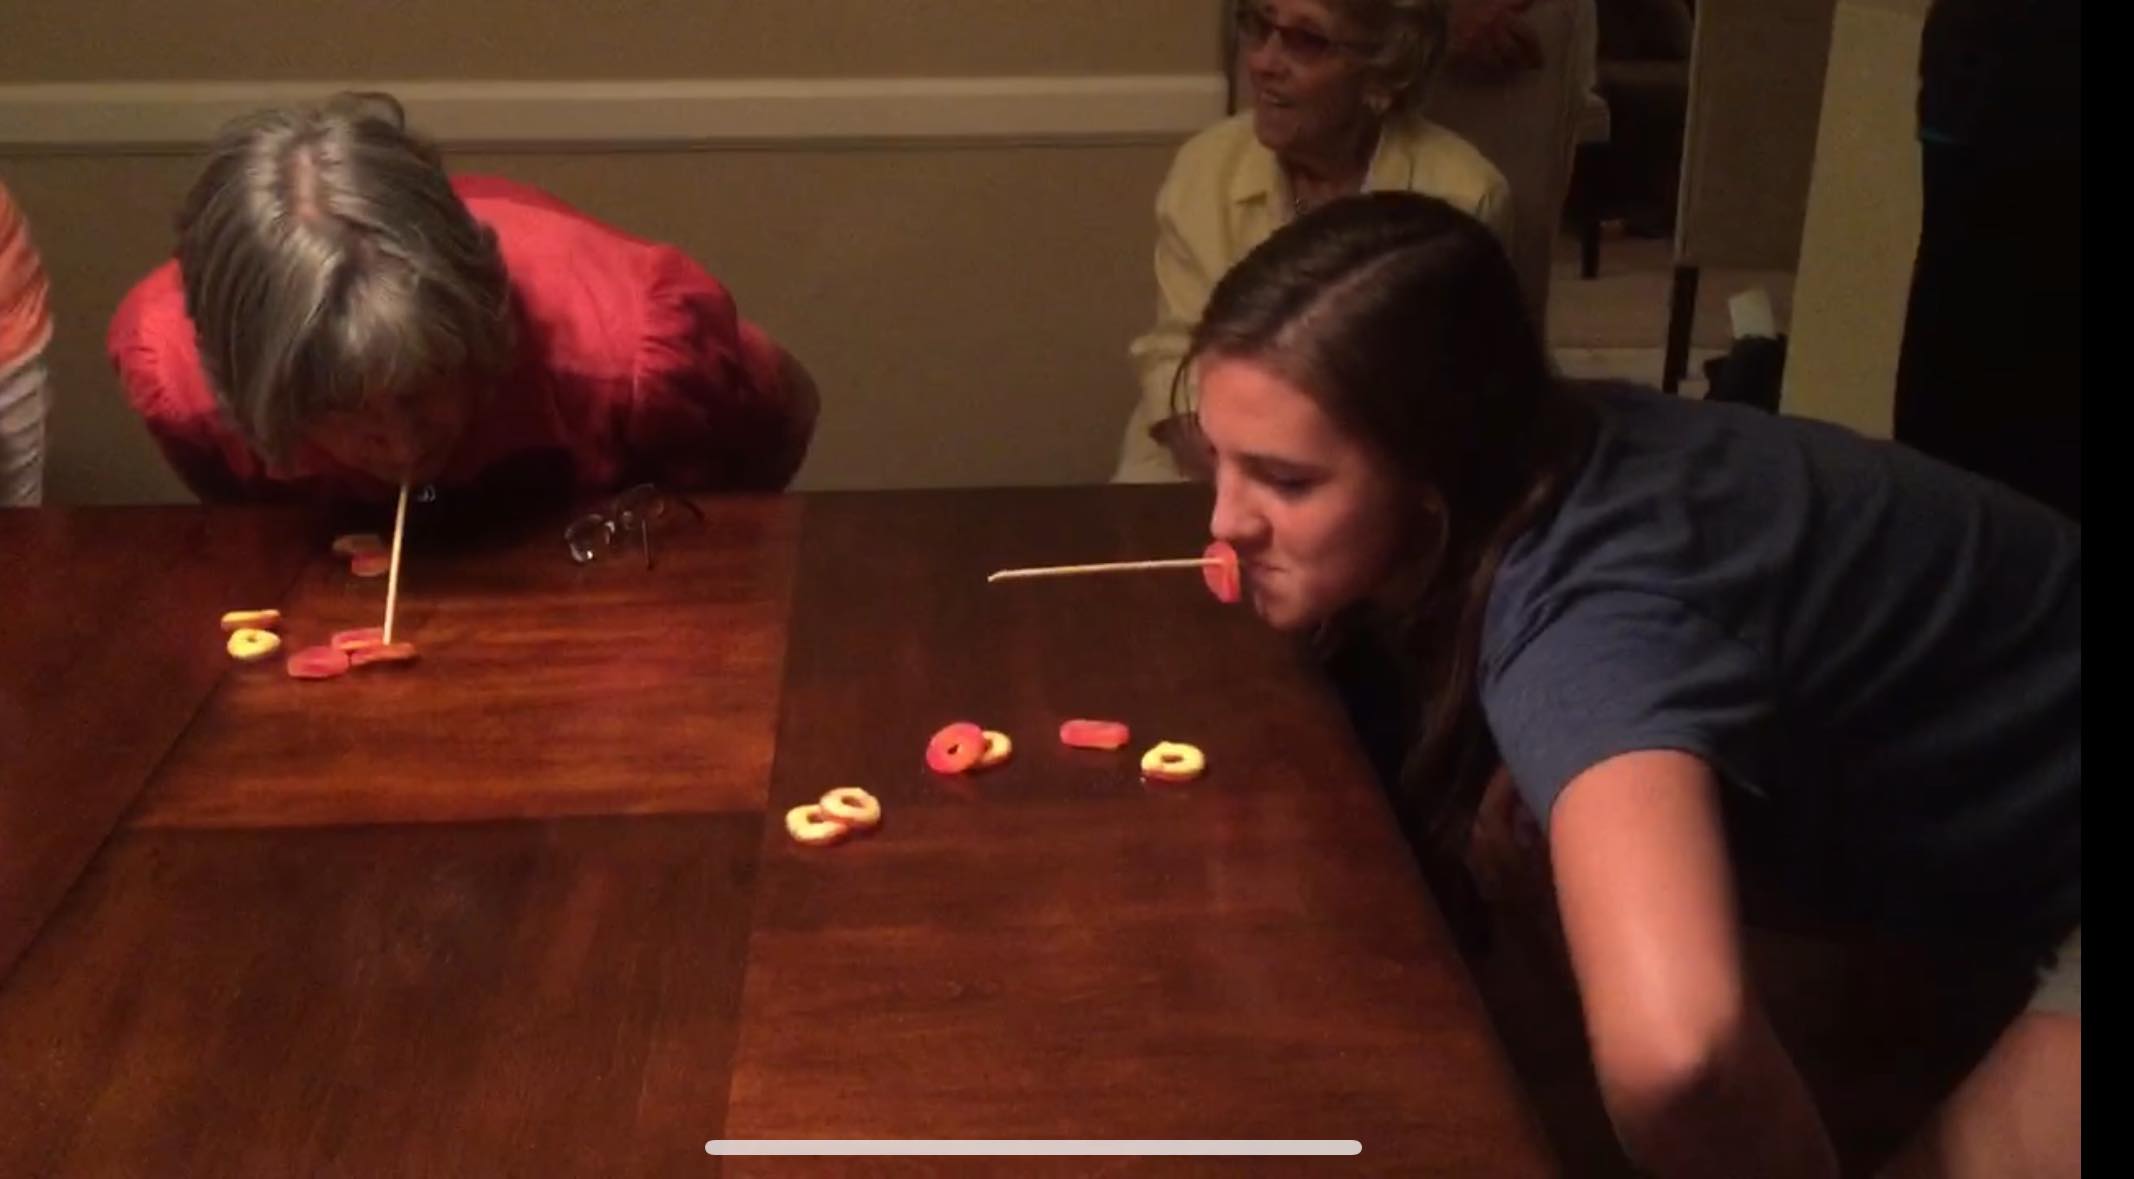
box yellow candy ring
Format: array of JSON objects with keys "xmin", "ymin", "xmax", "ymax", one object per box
[
  {"xmin": 219, "ymin": 608, "xmax": 282, "ymax": 632},
  {"xmin": 1139, "ymin": 740, "xmax": 1206, "ymax": 783},
  {"xmin": 975, "ymin": 730, "xmax": 1014, "ymax": 769},
  {"xmin": 225, "ymin": 627, "xmax": 283, "ymax": 663},
  {"xmin": 785, "ymin": 804, "xmax": 850, "ymax": 847},
  {"xmin": 818, "ymin": 787, "xmax": 883, "ymax": 830}
]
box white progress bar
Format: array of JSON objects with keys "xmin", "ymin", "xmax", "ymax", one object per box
[{"xmin": 706, "ymin": 1140, "xmax": 1361, "ymax": 1157}]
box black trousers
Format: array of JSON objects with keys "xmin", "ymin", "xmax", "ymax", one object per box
[
  {"xmin": 1893, "ymin": 3, "xmax": 2082, "ymax": 521},
  {"xmin": 1893, "ymin": 143, "xmax": 2081, "ymax": 520}
]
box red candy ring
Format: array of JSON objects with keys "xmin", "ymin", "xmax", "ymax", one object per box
[
  {"xmin": 349, "ymin": 642, "xmax": 419, "ymax": 667},
  {"xmin": 285, "ymin": 645, "xmax": 353, "ymax": 680},
  {"xmin": 1202, "ymin": 540, "xmax": 1240, "ymax": 603},
  {"xmin": 331, "ymin": 626, "xmax": 385, "ymax": 653},
  {"xmin": 350, "ymin": 552, "xmax": 391, "ymax": 578},
  {"xmin": 1059, "ymin": 718, "xmax": 1131, "ymax": 750},
  {"xmin": 925, "ymin": 722, "xmax": 987, "ymax": 774}
]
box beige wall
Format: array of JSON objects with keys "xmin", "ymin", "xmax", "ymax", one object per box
[
  {"xmin": 1780, "ymin": 0, "xmax": 1929, "ymax": 435},
  {"xmin": 1, "ymin": 1, "xmax": 1215, "ymax": 82},
  {"xmin": 5, "ymin": 158, "xmax": 206, "ymax": 503},
  {"xmin": 2, "ymin": 2, "xmax": 1215, "ymax": 503},
  {"xmin": 1674, "ymin": 0, "xmax": 1837, "ymax": 271},
  {"xmin": 7, "ymin": 143, "xmax": 1185, "ymax": 503}
]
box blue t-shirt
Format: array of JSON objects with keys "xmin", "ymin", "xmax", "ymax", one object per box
[{"xmin": 1481, "ymin": 385, "xmax": 2079, "ymax": 950}]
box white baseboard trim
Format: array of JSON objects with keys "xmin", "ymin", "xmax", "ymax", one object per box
[{"xmin": 0, "ymin": 75, "xmax": 1227, "ymax": 153}]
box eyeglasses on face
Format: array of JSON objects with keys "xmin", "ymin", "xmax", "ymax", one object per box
[{"xmin": 1234, "ymin": 4, "xmax": 1373, "ymax": 64}]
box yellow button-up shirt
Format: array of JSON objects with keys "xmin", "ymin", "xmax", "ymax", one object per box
[{"xmin": 1115, "ymin": 112, "xmax": 1511, "ymax": 483}]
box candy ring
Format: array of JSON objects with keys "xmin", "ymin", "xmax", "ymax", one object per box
[
  {"xmin": 220, "ymin": 609, "xmax": 282, "ymax": 632},
  {"xmin": 975, "ymin": 730, "xmax": 1014, "ymax": 769},
  {"xmin": 285, "ymin": 645, "xmax": 352, "ymax": 680},
  {"xmin": 926, "ymin": 722, "xmax": 987, "ymax": 774},
  {"xmin": 225, "ymin": 627, "xmax": 282, "ymax": 662},
  {"xmin": 818, "ymin": 787, "xmax": 882, "ymax": 829},
  {"xmin": 1202, "ymin": 540, "xmax": 1240, "ymax": 604},
  {"xmin": 331, "ymin": 533, "xmax": 386, "ymax": 558},
  {"xmin": 349, "ymin": 642, "xmax": 419, "ymax": 667},
  {"xmin": 332, "ymin": 626, "xmax": 385, "ymax": 653},
  {"xmin": 785, "ymin": 804, "xmax": 850, "ymax": 847},
  {"xmin": 1059, "ymin": 719, "xmax": 1131, "ymax": 751},
  {"xmin": 1140, "ymin": 741, "xmax": 1207, "ymax": 783}
]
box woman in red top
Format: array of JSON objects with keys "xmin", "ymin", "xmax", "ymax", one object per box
[{"xmin": 109, "ymin": 92, "xmax": 819, "ymax": 510}]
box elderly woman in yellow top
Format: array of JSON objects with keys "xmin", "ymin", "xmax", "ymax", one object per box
[{"xmin": 1115, "ymin": 0, "xmax": 1512, "ymax": 483}]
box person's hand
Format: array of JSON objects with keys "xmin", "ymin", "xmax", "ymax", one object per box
[{"xmin": 1448, "ymin": 0, "xmax": 1546, "ymax": 80}]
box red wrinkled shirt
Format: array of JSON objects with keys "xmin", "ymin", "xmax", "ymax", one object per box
[{"xmin": 109, "ymin": 175, "xmax": 810, "ymax": 503}]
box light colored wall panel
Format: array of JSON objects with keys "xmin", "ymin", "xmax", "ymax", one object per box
[
  {"xmin": 1779, "ymin": 0, "xmax": 1928, "ymax": 435},
  {"xmin": 0, "ymin": 1, "xmax": 1215, "ymax": 82}
]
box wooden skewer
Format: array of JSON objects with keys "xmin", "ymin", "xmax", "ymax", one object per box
[
  {"xmin": 381, "ymin": 480, "xmax": 412, "ymax": 644},
  {"xmin": 986, "ymin": 556, "xmax": 1219, "ymax": 584}
]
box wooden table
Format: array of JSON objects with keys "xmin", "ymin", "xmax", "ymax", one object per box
[{"xmin": 0, "ymin": 487, "xmax": 1549, "ymax": 1176}]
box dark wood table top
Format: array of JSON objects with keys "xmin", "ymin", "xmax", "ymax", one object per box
[
  {"xmin": 0, "ymin": 507, "xmax": 312, "ymax": 978},
  {"xmin": 0, "ymin": 487, "xmax": 1548, "ymax": 1176},
  {"xmin": 128, "ymin": 497, "xmax": 800, "ymax": 829}
]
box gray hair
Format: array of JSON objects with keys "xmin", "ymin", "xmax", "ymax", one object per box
[
  {"xmin": 1340, "ymin": 0, "xmax": 1453, "ymax": 115},
  {"xmin": 175, "ymin": 91, "xmax": 513, "ymax": 460}
]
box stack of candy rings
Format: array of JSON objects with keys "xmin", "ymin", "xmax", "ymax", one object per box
[
  {"xmin": 786, "ymin": 786, "xmax": 885, "ymax": 847},
  {"xmin": 926, "ymin": 722, "xmax": 1015, "ymax": 773},
  {"xmin": 334, "ymin": 532, "xmax": 391, "ymax": 578},
  {"xmin": 926, "ymin": 720, "xmax": 1207, "ymax": 783},
  {"xmin": 221, "ymin": 608, "xmax": 284, "ymax": 663}
]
